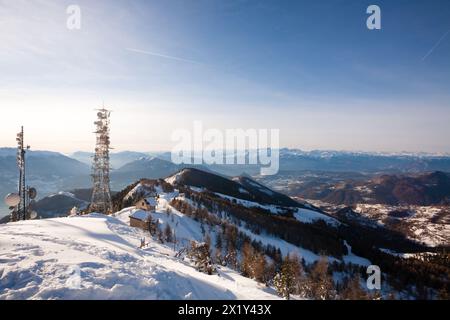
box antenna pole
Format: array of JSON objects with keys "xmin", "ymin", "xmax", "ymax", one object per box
[
  {"xmin": 16, "ymin": 126, "xmax": 28, "ymax": 221},
  {"xmin": 89, "ymin": 108, "xmax": 113, "ymax": 214}
]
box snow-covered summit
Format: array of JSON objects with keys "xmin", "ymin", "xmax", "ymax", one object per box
[{"xmin": 0, "ymin": 213, "xmax": 279, "ymax": 300}]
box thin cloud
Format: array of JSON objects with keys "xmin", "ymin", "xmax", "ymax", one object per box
[
  {"xmin": 422, "ymin": 29, "xmax": 450, "ymax": 61},
  {"xmin": 125, "ymin": 48, "xmax": 202, "ymax": 65}
]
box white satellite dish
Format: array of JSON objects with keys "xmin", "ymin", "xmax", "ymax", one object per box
[
  {"xmin": 29, "ymin": 211, "xmax": 38, "ymax": 220},
  {"xmin": 4, "ymin": 193, "xmax": 20, "ymax": 207},
  {"xmin": 28, "ymin": 187, "xmax": 37, "ymax": 200}
]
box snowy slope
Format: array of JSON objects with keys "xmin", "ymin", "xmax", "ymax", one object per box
[
  {"xmin": 294, "ymin": 208, "xmax": 340, "ymax": 227},
  {"xmin": 0, "ymin": 176, "xmax": 373, "ymax": 300},
  {"xmin": 0, "ymin": 214, "xmax": 279, "ymax": 300},
  {"xmin": 214, "ymin": 191, "xmax": 340, "ymax": 226},
  {"xmin": 158, "ymin": 191, "xmax": 368, "ymax": 265}
]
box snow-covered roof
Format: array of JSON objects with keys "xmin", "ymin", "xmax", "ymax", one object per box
[{"xmin": 130, "ymin": 210, "xmax": 151, "ymax": 221}]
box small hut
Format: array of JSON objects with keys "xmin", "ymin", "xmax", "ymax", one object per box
[
  {"xmin": 135, "ymin": 197, "xmax": 157, "ymax": 212},
  {"xmin": 129, "ymin": 210, "xmax": 151, "ymax": 231}
]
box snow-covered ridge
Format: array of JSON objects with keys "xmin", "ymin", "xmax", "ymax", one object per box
[
  {"xmin": 124, "ymin": 182, "xmax": 156, "ymax": 201},
  {"xmin": 49, "ymin": 191, "xmax": 77, "ymax": 199},
  {"xmin": 164, "ymin": 170, "xmax": 187, "ymax": 185},
  {"xmin": 213, "ymin": 191, "xmax": 340, "ymax": 226},
  {"xmin": 294, "ymin": 208, "xmax": 340, "ymax": 227}
]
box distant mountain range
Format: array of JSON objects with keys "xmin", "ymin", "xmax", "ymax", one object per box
[
  {"xmin": 0, "ymin": 148, "xmax": 91, "ymax": 218},
  {"xmin": 71, "ymin": 151, "xmax": 152, "ymax": 169},
  {"xmin": 72, "ymin": 148, "xmax": 450, "ymax": 175},
  {"xmin": 2, "ymin": 147, "xmax": 450, "ymax": 218},
  {"xmin": 290, "ymin": 171, "xmax": 450, "ymax": 206},
  {"xmin": 0, "ymin": 148, "xmax": 89, "ymax": 177},
  {"xmin": 276, "ymin": 149, "xmax": 450, "ymax": 173}
]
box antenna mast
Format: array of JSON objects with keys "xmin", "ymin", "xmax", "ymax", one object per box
[
  {"xmin": 8, "ymin": 127, "xmax": 37, "ymax": 221},
  {"xmin": 16, "ymin": 127, "xmax": 27, "ymax": 221},
  {"xmin": 89, "ymin": 108, "xmax": 112, "ymax": 214}
]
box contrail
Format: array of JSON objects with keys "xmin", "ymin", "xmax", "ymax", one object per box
[
  {"xmin": 422, "ymin": 29, "xmax": 450, "ymax": 61},
  {"xmin": 125, "ymin": 48, "xmax": 202, "ymax": 65}
]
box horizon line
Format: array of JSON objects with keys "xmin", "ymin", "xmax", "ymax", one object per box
[{"xmin": 1, "ymin": 146, "xmax": 450, "ymax": 157}]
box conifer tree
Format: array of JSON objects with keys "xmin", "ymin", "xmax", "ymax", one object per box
[
  {"xmin": 273, "ymin": 255, "xmax": 302, "ymax": 300},
  {"xmin": 308, "ymin": 256, "xmax": 336, "ymax": 300},
  {"xmin": 263, "ymin": 261, "xmax": 276, "ymax": 286},
  {"xmin": 215, "ymin": 233, "xmax": 223, "ymax": 251},
  {"xmin": 188, "ymin": 241, "xmax": 215, "ymax": 275},
  {"xmin": 340, "ymin": 276, "xmax": 369, "ymax": 300},
  {"xmin": 253, "ymin": 252, "xmax": 267, "ymax": 283},
  {"xmin": 164, "ymin": 224, "xmax": 173, "ymax": 243},
  {"xmin": 241, "ymin": 242, "xmax": 254, "ymax": 277}
]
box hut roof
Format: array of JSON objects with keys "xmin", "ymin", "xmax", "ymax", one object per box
[{"xmin": 130, "ymin": 210, "xmax": 151, "ymax": 221}]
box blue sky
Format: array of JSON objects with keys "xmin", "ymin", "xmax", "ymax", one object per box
[{"xmin": 0, "ymin": 0, "xmax": 449, "ymax": 153}]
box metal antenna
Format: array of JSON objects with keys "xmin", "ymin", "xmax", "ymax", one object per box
[
  {"xmin": 10, "ymin": 127, "xmax": 37, "ymax": 221},
  {"xmin": 17, "ymin": 127, "xmax": 26, "ymax": 221},
  {"xmin": 89, "ymin": 108, "xmax": 113, "ymax": 214}
]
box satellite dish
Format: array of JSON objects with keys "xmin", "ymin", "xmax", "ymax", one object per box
[
  {"xmin": 29, "ymin": 211, "xmax": 38, "ymax": 220},
  {"xmin": 4, "ymin": 193, "xmax": 20, "ymax": 207},
  {"xmin": 28, "ymin": 187, "xmax": 37, "ymax": 200}
]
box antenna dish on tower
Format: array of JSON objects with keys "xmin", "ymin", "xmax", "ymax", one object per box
[
  {"xmin": 4, "ymin": 193, "xmax": 20, "ymax": 207},
  {"xmin": 29, "ymin": 210, "xmax": 37, "ymax": 220},
  {"xmin": 28, "ymin": 188, "xmax": 37, "ymax": 200}
]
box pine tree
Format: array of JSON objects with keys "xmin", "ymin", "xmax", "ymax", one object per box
[
  {"xmin": 204, "ymin": 233, "xmax": 211, "ymax": 249},
  {"xmin": 156, "ymin": 222, "xmax": 164, "ymax": 243},
  {"xmin": 273, "ymin": 273, "xmax": 286, "ymax": 299},
  {"xmin": 188, "ymin": 241, "xmax": 215, "ymax": 275},
  {"xmin": 164, "ymin": 224, "xmax": 173, "ymax": 243},
  {"xmin": 273, "ymin": 255, "xmax": 301, "ymax": 300},
  {"xmin": 225, "ymin": 245, "xmax": 238, "ymax": 270},
  {"xmin": 263, "ymin": 261, "xmax": 276, "ymax": 286},
  {"xmin": 214, "ymin": 232, "xmax": 223, "ymax": 264},
  {"xmin": 253, "ymin": 252, "xmax": 267, "ymax": 283},
  {"xmin": 308, "ymin": 256, "xmax": 336, "ymax": 300},
  {"xmin": 340, "ymin": 276, "xmax": 369, "ymax": 300},
  {"xmin": 215, "ymin": 233, "xmax": 223, "ymax": 250},
  {"xmin": 241, "ymin": 242, "xmax": 254, "ymax": 277}
]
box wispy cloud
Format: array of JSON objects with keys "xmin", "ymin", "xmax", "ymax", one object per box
[
  {"xmin": 125, "ymin": 48, "xmax": 202, "ymax": 65},
  {"xmin": 422, "ymin": 29, "xmax": 450, "ymax": 61}
]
